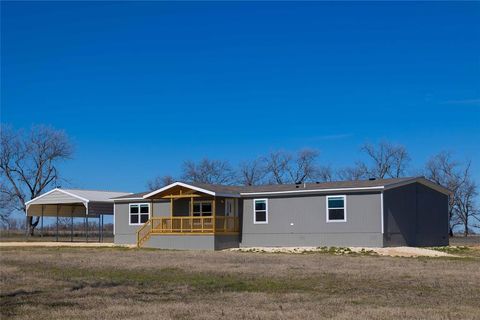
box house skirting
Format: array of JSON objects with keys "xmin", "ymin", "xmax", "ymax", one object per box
[
  {"xmin": 143, "ymin": 234, "xmax": 240, "ymax": 250},
  {"xmin": 240, "ymin": 232, "xmax": 384, "ymax": 248}
]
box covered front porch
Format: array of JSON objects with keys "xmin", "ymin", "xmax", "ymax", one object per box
[{"xmin": 137, "ymin": 182, "xmax": 241, "ymax": 247}]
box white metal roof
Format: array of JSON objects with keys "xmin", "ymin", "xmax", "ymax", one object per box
[
  {"xmin": 25, "ymin": 188, "xmax": 131, "ymax": 206},
  {"xmin": 25, "ymin": 188, "xmax": 132, "ymax": 217}
]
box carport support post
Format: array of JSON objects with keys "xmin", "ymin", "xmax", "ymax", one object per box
[
  {"xmin": 70, "ymin": 208, "xmax": 74, "ymax": 242},
  {"xmin": 98, "ymin": 215, "xmax": 101, "ymax": 243},
  {"xmin": 86, "ymin": 215, "xmax": 89, "ymax": 243},
  {"xmin": 56, "ymin": 205, "xmax": 59, "ymax": 242},
  {"xmin": 101, "ymin": 214, "xmax": 104, "ymax": 242},
  {"xmin": 40, "ymin": 205, "xmax": 44, "ymax": 238}
]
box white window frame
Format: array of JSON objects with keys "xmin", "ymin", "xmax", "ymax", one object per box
[
  {"xmin": 193, "ymin": 201, "xmax": 213, "ymax": 217},
  {"xmin": 326, "ymin": 195, "xmax": 347, "ymax": 223},
  {"xmin": 253, "ymin": 198, "xmax": 268, "ymax": 224},
  {"xmin": 129, "ymin": 203, "xmax": 151, "ymax": 226}
]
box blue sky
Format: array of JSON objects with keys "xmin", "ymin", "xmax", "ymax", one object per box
[{"xmin": 2, "ymin": 1, "xmax": 479, "ymax": 193}]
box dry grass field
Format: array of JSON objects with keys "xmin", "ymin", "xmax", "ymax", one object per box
[{"xmin": 1, "ymin": 244, "xmax": 480, "ymax": 320}]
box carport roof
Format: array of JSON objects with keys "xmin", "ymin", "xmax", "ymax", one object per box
[
  {"xmin": 25, "ymin": 188, "xmax": 132, "ymax": 217},
  {"xmin": 26, "ymin": 188, "xmax": 132, "ymax": 206}
]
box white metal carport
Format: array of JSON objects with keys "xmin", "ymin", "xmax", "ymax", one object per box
[{"xmin": 25, "ymin": 188, "xmax": 131, "ymax": 242}]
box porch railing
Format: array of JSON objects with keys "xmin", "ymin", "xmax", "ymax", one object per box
[
  {"xmin": 137, "ymin": 216, "xmax": 240, "ymax": 247},
  {"xmin": 152, "ymin": 216, "xmax": 239, "ymax": 233}
]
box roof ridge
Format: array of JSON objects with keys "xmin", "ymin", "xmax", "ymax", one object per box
[
  {"xmin": 61, "ymin": 188, "xmax": 132, "ymax": 194},
  {"xmin": 188, "ymin": 176, "xmax": 422, "ymax": 189}
]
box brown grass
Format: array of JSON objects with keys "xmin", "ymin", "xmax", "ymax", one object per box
[{"xmin": 1, "ymin": 246, "xmax": 480, "ymax": 320}]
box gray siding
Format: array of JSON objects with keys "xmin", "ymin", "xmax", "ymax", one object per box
[
  {"xmin": 114, "ymin": 197, "xmax": 233, "ymax": 246},
  {"xmin": 114, "ymin": 201, "xmax": 170, "ymax": 245},
  {"xmin": 383, "ymin": 183, "xmax": 448, "ymax": 247},
  {"xmin": 240, "ymin": 193, "xmax": 383, "ymax": 247}
]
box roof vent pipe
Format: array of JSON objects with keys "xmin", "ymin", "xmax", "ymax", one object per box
[{"xmin": 304, "ymin": 182, "xmax": 306, "ymax": 188}]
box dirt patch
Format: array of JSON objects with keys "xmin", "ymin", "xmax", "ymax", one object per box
[{"xmin": 0, "ymin": 241, "xmax": 134, "ymax": 248}]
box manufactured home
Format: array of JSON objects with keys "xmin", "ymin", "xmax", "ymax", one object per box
[
  {"xmin": 25, "ymin": 177, "xmax": 450, "ymax": 249},
  {"xmin": 111, "ymin": 177, "xmax": 450, "ymax": 249}
]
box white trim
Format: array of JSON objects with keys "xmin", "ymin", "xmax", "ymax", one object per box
[
  {"xmin": 326, "ymin": 195, "xmax": 347, "ymax": 223},
  {"xmin": 143, "ymin": 181, "xmax": 240, "ymax": 199},
  {"xmin": 25, "ymin": 189, "xmax": 58, "ymax": 206},
  {"xmin": 241, "ymin": 186, "xmax": 384, "ymax": 197},
  {"xmin": 143, "ymin": 182, "xmax": 215, "ymax": 198},
  {"xmin": 25, "ymin": 188, "xmax": 90, "ymax": 211},
  {"xmin": 113, "ymin": 197, "xmax": 145, "ymax": 201},
  {"xmin": 253, "ymin": 198, "xmax": 268, "ymax": 224},
  {"xmin": 380, "ymin": 192, "xmax": 384, "ymax": 234},
  {"xmin": 128, "ymin": 203, "xmax": 151, "ymax": 226}
]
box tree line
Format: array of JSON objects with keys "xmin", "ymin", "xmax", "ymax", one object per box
[{"xmin": 1, "ymin": 124, "xmax": 478, "ymax": 236}]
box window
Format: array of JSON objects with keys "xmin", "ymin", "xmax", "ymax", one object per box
[
  {"xmin": 129, "ymin": 203, "xmax": 150, "ymax": 225},
  {"xmin": 193, "ymin": 201, "xmax": 212, "ymax": 217},
  {"xmin": 253, "ymin": 199, "xmax": 268, "ymax": 224},
  {"xmin": 326, "ymin": 195, "xmax": 346, "ymax": 222}
]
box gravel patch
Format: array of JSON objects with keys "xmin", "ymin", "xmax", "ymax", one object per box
[{"xmin": 230, "ymin": 246, "xmax": 455, "ymax": 257}]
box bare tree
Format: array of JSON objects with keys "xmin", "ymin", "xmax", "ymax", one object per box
[
  {"xmin": 0, "ymin": 125, "xmax": 73, "ymax": 236},
  {"xmin": 146, "ymin": 175, "xmax": 175, "ymax": 191},
  {"xmin": 424, "ymin": 151, "xmax": 472, "ymax": 236},
  {"xmin": 336, "ymin": 164, "xmax": 369, "ymax": 181},
  {"xmin": 360, "ymin": 141, "xmax": 410, "ymax": 179},
  {"xmin": 0, "ymin": 181, "xmax": 17, "ymax": 225},
  {"xmin": 286, "ymin": 149, "xmax": 320, "ymax": 183},
  {"xmin": 263, "ymin": 149, "xmax": 322, "ymax": 184},
  {"xmin": 181, "ymin": 158, "xmax": 235, "ymax": 185},
  {"xmin": 0, "ymin": 217, "xmax": 23, "ymax": 231},
  {"xmin": 454, "ymin": 177, "xmax": 479, "ymax": 237},
  {"xmin": 263, "ymin": 151, "xmax": 291, "ymax": 184},
  {"xmin": 238, "ymin": 158, "xmax": 266, "ymax": 186},
  {"xmin": 313, "ymin": 165, "xmax": 335, "ymax": 182}
]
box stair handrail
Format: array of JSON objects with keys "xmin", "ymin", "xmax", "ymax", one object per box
[{"xmin": 136, "ymin": 219, "xmax": 153, "ymax": 247}]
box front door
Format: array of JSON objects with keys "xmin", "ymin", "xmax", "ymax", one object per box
[{"xmin": 225, "ymin": 199, "xmax": 235, "ymax": 217}]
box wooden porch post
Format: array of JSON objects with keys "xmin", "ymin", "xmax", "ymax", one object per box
[
  {"xmin": 212, "ymin": 197, "xmax": 216, "ymax": 233},
  {"xmin": 190, "ymin": 197, "xmax": 193, "ymax": 216}
]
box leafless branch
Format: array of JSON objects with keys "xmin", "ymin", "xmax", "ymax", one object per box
[{"xmin": 0, "ymin": 124, "xmax": 73, "ymax": 235}]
